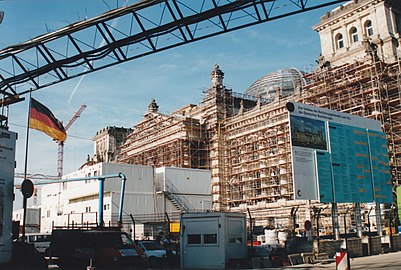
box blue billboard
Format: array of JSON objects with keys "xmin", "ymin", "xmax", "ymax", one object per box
[{"xmin": 288, "ymin": 102, "xmax": 393, "ymax": 204}]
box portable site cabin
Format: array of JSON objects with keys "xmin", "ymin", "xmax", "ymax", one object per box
[{"xmin": 180, "ymin": 212, "xmax": 247, "ymax": 269}]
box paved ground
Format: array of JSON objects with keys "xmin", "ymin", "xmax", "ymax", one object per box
[
  {"xmin": 273, "ymin": 251, "xmax": 401, "ymax": 270},
  {"xmin": 4, "ymin": 251, "xmax": 401, "ymax": 269}
]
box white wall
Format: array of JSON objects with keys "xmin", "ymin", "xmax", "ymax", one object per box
[
  {"xmin": 40, "ymin": 164, "xmax": 212, "ymax": 233},
  {"xmin": 0, "ymin": 130, "xmax": 17, "ymax": 264},
  {"xmin": 156, "ymin": 167, "xmax": 212, "ymax": 211},
  {"xmin": 180, "ymin": 212, "xmax": 247, "ymax": 269}
]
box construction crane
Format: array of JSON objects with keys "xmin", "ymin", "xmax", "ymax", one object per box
[
  {"xmin": 13, "ymin": 105, "xmax": 86, "ymax": 207},
  {"xmin": 14, "ymin": 173, "xmax": 59, "ymax": 181},
  {"xmin": 57, "ymin": 104, "xmax": 86, "ymax": 178}
]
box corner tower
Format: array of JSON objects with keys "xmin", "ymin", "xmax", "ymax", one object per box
[{"xmin": 314, "ymin": 0, "xmax": 401, "ymax": 67}]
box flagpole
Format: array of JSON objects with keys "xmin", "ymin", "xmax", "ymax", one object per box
[{"xmin": 21, "ymin": 90, "xmax": 32, "ymax": 241}]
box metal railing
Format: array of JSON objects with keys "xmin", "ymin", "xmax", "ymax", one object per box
[{"xmin": 164, "ymin": 181, "xmax": 193, "ymax": 212}]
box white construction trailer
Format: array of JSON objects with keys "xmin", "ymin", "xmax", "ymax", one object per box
[{"xmin": 180, "ymin": 212, "xmax": 247, "ymax": 269}]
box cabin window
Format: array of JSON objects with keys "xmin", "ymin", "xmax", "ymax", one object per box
[
  {"xmin": 188, "ymin": 234, "xmax": 201, "ymax": 245},
  {"xmin": 204, "ymin": 234, "xmax": 217, "ymax": 244}
]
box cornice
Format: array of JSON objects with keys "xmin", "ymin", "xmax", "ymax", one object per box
[{"xmin": 313, "ymin": 0, "xmax": 383, "ymax": 31}]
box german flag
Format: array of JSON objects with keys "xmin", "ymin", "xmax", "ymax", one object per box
[{"xmin": 29, "ymin": 98, "xmax": 67, "ymax": 142}]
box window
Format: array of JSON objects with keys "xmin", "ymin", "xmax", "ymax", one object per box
[
  {"xmin": 121, "ymin": 233, "xmax": 134, "ymax": 246},
  {"xmin": 336, "ymin": 33, "xmax": 344, "ymax": 49},
  {"xmin": 350, "ymin": 27, "xmax": 359, "ymax": 43},
  {"xmin": 204, "ymin": 234, "xmax": 217, "ymax": 244},
  {"xmin": 85, "ymin": 206, "xmax": 91, "ymax": 213},
  {"xmin": 46, "ymin": 210, "xmax": 51, "ymax": 218},
  {"xmin": 229, "ymin": 237, "xmax": 243, "ymax": 244},
  {"xmin": 36, "ymin": 235, "xmax": 51, "ymax": 242},
  {"xmin": 188, "ymin": 234, "xmax": 201, "ymax": 245},
  {"xmin": 103, "ymin": 204, "xmax": 110, "ymax": 210},
  {"xmin": 365, "ymin": 20, "xmax": 374, "ymax": 36},
  {"xmin": 85, "ymin": 173, "xmax": 92, "ymax": 184}
]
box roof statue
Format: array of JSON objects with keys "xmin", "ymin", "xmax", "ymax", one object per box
[
  {"xmin": 148, "ymin": 97, "xmax": 159, "ymax": 113},
  {"xmin": 210, "ymin": 64, "xmax": 224, "ymax": 87}
]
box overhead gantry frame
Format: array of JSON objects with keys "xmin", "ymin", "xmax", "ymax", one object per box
[{"xmin": 0, "ymin": 0, "xmax": 347, "ymax": 102}]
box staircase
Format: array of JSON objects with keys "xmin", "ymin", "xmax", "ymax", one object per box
[{"xmin": 164, "ymin": 182, "xmax": 193, "ymax": 212}]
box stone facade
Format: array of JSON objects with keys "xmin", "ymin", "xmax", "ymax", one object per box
[
  {"xmin": 93, "ymin": 126, "xmax": 132, "ymax": 163},
  {"xmin": 97, "ymin": 1, "xmax": 401, "ymax": 232},
  {"xmin": 314, "ymin": 0, "xmax": 401, "ymax": 67}
]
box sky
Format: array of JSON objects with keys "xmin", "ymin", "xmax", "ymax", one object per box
[{"xmin": 0, "ymin": 0, "xmax": 344, "ymax": 207}]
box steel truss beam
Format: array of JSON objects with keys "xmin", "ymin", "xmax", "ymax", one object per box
[{"xmin": 0, "ymin": 0, "xmax": 347, "ymax": 97}]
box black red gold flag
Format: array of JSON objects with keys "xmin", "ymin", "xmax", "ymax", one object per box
[{"xmin": 29, "ymin": 98, "xmax": 67, "ymax": 142}]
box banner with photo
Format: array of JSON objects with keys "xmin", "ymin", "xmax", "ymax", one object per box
[{"xmin": 287, "ymin": 102, "xmax": 392, "ymax": 203}]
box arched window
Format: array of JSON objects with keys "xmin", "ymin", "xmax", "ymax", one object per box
[
  {"xmin": 365, "ymin": 20, "xmax": 374, "ymax": 36},
  {"xmin": 350, "ymin": 27, "xmax": 359, "ymax": 43},
  {"xmin": 336, "ymin": 33, "xmax": 344, "ymax": 49}
]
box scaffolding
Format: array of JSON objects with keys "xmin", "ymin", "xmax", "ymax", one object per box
[
  {"xmin": 223, "ymin": 98, "xmax": 292, "ymax": 208},
  {"xmin": 117, "ymin": 58, "xmax": 401, "ymax": 231},
  {"xmin": 300, "ymin": 57, "xmax": 401, "ymax": 188},
  {"xmin": 119, "ymin": 112, "xmax": 208, "ymax": 169}
]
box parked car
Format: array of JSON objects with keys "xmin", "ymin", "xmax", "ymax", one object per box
[
  {"xmin": 248, "ymin": 245, "xmax": 272, "ymax": 257},
  {"xmin": 49, "ymin": 228, "xmax": 144, "ymax": 267},
  {"xmin": 138, "ymin": 240, "xmax": 176, "ymax": 266},
  {"xmin": 12, "ymin": 241, "xmax": 48, "ymax": 269},
  {"xmin": 270, "ymin": 247, "xmax": 289, "ymax": 267},
  {"xmin": 26, "ymin": 233, "xmax": 51, "ymax": 255}
]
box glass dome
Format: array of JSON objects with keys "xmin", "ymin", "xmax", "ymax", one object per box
[{"xmin": 244, "ymin": 68, "xmax": 306, "ymax": 101}]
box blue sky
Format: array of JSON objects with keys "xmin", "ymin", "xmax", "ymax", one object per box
[{"xmin": 0, "ymin": 1, "xmax": 342, "ymax": 188}]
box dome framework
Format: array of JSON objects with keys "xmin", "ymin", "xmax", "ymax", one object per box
[{"xmin": 244, "ymin": 68, "xmax": 306, "ymax": 101}]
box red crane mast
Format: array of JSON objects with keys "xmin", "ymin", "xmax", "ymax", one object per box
[{"xmin": 57, "ymin": 104, "xmax": 87, "ymax": 178}]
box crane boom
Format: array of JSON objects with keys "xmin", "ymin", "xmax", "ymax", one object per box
[
  {"xmin": 57, "ymin": 104, "xmax": 87, "ymax": 177},
  {"xmin": 14, "ymin": 173, "xmax": 59, "ymax": 180},
  {"xmin": 64, "ymin": 104, "xmax": 87, "ymax": 131}
]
